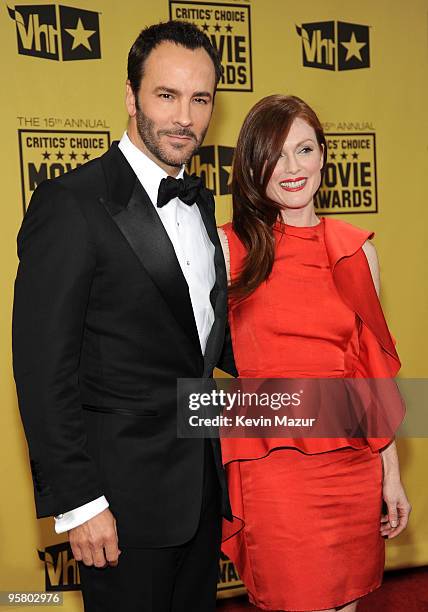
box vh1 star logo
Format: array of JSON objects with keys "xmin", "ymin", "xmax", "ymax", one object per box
[
  {"xmin": 188, "ymin": 145, "xmax": 234, "ymax": 196},
  {"xmin": 7, "ymin": 4, "xmax": 101, "ymax": 61},
  {"xmin": 296, "ymin": 21, "xmax": 370, "ymax": 71}
]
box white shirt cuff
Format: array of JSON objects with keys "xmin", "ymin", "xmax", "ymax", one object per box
[{"xmin": 54, "ymin": 496, "xmax": 109, "ymax": 533}]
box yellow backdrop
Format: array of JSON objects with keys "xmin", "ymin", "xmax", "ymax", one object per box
[{"xmin": 1, "ymin": 0, "xmax": 427, "ymax": 607}]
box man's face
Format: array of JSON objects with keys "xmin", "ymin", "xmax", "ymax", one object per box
[{"xmin": 126, "ymin": 41, "xmax": 216, "ymax": 175}]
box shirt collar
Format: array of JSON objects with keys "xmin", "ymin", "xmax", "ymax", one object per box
[{"xmin": 118, "ymin": 131, "xmax": 185, "ymax": 206}]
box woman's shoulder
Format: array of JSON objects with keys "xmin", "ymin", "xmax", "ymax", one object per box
[
  {"xmin": 217, "ymin": 222, "xmax": 248, "ymax": 279},
  {"xmin": 322, "ymin": 216, "xmax": 375, "ymax": 260},
  {"xmin": 219, "ymin": 221, "xmax": 233, "ymax": 237},
  {"xmin": 322, "ymin": 216, "xmax": 374, "ymax": 242},
  {"xmin": 218, "ymin": 222, "xmax": 244, "ymax": 251},
  {"xmin": 217, "ymin": 223, "xmax": 232, "ymax": 256},
  {"xmin": 322, "ymin": 216, "xmax": 378, "ymax": 287},
  {"xmin": 216, "ymin": 226, "xmax": 229, "ymax": 282}
]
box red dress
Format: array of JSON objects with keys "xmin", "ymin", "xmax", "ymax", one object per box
[{"xmin": 220, "ymin": 217, "xmax": 404, "ymax": 611}]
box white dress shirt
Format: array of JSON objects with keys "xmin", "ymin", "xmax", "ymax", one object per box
[{"xmin": 54, "ymin": 132, "xmax": 215, "ymax": 533}]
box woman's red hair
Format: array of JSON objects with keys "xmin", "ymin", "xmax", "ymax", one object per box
[{"xmin": 230, "ymin": 94, "xmax": 327, "ymax": 299}]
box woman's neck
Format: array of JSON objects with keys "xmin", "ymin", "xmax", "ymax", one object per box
[{"xmin": 279, "ymin": 205, "xmax": 319, "ymax": 227}]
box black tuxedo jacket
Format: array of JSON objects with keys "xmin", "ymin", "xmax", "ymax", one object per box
[{"xmin": 12, "ymin": 142, "xmax": 237, "ymax": 547}]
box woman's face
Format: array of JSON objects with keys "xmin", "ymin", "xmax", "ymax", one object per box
[{"xmin": 265, "ymin": 117, "xmax": 324, "ymax": 211}]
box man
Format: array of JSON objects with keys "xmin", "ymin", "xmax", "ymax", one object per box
[{"xmin": 13, "ymin": 20, "xmax": 236, "ymax": 612}]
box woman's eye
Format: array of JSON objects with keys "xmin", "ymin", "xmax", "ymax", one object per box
[{"xmin": 300, "ymin": 146, "xmax": 313, "ymax": 154}]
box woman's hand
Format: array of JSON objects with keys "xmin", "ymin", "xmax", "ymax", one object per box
[{"xmin": 380, "ymin": 476, "xmax": 411, "ymax": 539}]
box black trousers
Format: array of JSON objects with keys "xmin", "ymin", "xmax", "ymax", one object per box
[{"xmin": 78, "ymin": 441, "xmax": 222, "ymax": 612}]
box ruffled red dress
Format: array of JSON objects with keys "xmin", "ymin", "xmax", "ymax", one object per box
[{"xmin": 220, "ymin": 217, "xmax": 403, "ymax": 611}]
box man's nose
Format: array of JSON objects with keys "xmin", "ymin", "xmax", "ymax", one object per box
[{"xmin": 174, "ymin": 100, "xmax": 192, "ymax": 127}]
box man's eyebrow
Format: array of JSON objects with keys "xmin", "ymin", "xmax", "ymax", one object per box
[
  {"xmin": 154, "ymin": 86, "xmax": 180, "ymax": 95},
  {"xmin": 154, "ymin": 86, "xmax": 212, "ymax": 99},
  {"xmin": 193, "ymin": 91, "xmax": 212, "ymax": 99}
]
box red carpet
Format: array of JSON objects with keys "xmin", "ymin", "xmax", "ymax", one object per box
[{"xmin": 217, "ymin": 566, "xmax": 428, "ymax": 611}]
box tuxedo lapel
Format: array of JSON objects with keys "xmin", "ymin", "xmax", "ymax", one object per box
[
  {"xmin": 100, "ymin": 144, "xmax": 201, "ymax": 353},
  {"xmin": 195, "ymin": 191, "xmax": 220, "ymax": 309},
  {"xmin": 195, "ymin": 188, "xmax": 228, "ymax": 375}
]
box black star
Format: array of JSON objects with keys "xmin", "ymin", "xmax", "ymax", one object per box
[
  {"xmin": 69, "ymin": 151, "xmax": 77, "ymax": 160},
  {"xmin": 56, "ymin": 150, "xmax": 64, "ymax": 160},
  {"xmin": 42, "ymin": 150, "xmax": 50, "ymax": 160},
  {"xmin": 330, "ymin": 152, "xmax": 336, "ymax": 160},
  {"xmin": 341, "ymin": 152, "xmax": 347, "ymax": 160},
  {"xmin": 214, "ymin": 23, "xmax": 221, "ymax": 32},
  {"xmin": 352, "ymin": 152, "xmax": 359, "ymax": 160},
  {"xmin": 225, "ymin": 24, "xmax": 233, "ymax": 33},
  {"xmin": 82, "ymin": 151, "xmax": 90, "ymax": 161},
  {"xmin": 201, "ymin": 22, "xmax": 209, "ymax": 32}
]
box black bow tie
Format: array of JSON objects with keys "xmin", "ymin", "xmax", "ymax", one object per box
[{"xmin": 156, "ymin": 174, "xmax": 203, "ymax": 208}]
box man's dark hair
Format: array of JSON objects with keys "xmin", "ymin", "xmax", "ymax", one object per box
[{"xmin": 127, "ymin": 20, "xmax": 223, "ymax": 96}]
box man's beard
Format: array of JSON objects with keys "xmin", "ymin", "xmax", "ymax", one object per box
[{"xmin": 135, "ymin": 105, "xmax": 207, "ymax": 168}]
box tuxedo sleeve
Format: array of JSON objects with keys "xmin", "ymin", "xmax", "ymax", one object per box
[{"xmin": 12, "ymin": 180, "xmax": 104, "ymax": 518}]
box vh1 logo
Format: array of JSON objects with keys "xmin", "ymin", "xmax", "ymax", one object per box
[
  {"xmin": 7, "ymin": 4, "xmax": 101, "ymax": 61},
  {"xmin": 188, "ymin": 145, "xmax": 234, "ymax": 196},
  {"xmin": 296, "ymin": 21, "xmax": 370, "ymax": 71},
  {"xmin": 38, "ymin": 542, "xmax": 80, "ymax": 591}
]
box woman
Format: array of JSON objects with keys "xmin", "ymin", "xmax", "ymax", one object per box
[{"xmin": 218, "ymin": 95, "xmax": 411, "ymax": 612}]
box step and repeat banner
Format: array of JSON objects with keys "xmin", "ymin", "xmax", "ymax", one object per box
[{"xmin": 1, "ymin": 0, "xmax": 427, "ymax": 607}]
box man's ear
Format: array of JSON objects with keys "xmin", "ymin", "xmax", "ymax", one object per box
[{"xmin": 125, "ymin": 80, "xmax": 137, "ymax": 117}]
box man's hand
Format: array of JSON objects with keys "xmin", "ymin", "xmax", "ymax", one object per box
[{"xmin": 69, "ymin": 508, "xmax": 121, "ymax": 567}]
